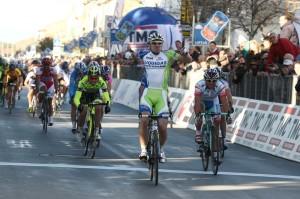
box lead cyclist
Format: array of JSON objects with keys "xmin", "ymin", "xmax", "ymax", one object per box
[{"xmin": 138, "ymin": 32, "xmax": 189, "ymax": 163}]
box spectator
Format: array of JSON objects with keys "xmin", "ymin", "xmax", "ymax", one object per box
[
  {"xmin": 206, "ymin": 41, "xmax": 219, "ymax": 58},
  {"xmin": 264, "ymin": 32, "xmax": 299, "ymax": 72},
  {"xmin": 232, "ymin": 56, "xmax": 247, "ymax": 84},
  {"xmin": 280, "ymin": 58, "xmax": 295, "ymax": 76},
  {"xmin": 279, "ymin": 12, "xmax": 299, "ymax": 46}
]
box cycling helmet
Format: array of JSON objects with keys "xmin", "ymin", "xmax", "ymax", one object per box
[
  {"xmin": 60, "ymin": 61, "xmax": 69, "ymax": 71},
  {"xmin": 204, "ymin": 68, "xmax": 219, "ymax": 81},
  {"xmin": 74, "ymin": 61, "xmax": 87, "ymax": 73},
  {"xmin": 215, "ymin": 67, "xmax": 226, "ymax": 80},
  {"xmin": 41, "ymin": 56, "xmax": 52, "ymax": 66},
  {"xmin": 101, "ymin": 65, "xmax": 110, "ymax": 75},
  {"xmin": 88, "ymin": 61, "xmax": 100, "ymax": 76},
  {"xmin": 9, "ymin": 60, "xmax": 17, "ymax": 69},
  {"xmin": 148, "ymin": 32, "xmax": 164, "ymax": 43}
]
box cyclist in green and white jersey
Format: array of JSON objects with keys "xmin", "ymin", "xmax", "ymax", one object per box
[{"xmin": 138, "ymin": 32, "xmax": 180, "ymax": 163}]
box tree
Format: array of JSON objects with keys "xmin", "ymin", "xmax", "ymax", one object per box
[
  {"xmin": 230, "ymin": 0, "xmax": 284, "ymax": 39},
  {"xmin": 191, "ymin": 0, "xmax": 284, "ymax": 39},
  {"xmin": 37, "ymin": 37, "xmax": 53, "ymax": 52}
]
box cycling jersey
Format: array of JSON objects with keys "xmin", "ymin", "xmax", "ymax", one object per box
[
  {"xmin": 56, "ymin": 65, "xmax": 70, "ymax": 86},
  {"xmin": 140, "ymin": 50, "xmax": 178, "ymax": 115},
  {"xmin": 219, "ymin": 79, "xmax": 229, "ymax": 89},
  {"xmin": 0, "ymin": 65, "xmax": 4, "ymax": 82},
  {"xmin": 69, "ymin": 69, "xmax": 87, "ymax": 99},
  {"xmin": 195, "ymin": 80, "xmax": 226, "ymax": 112},
  {"xmin": 4, "ymin": 68, "xmax": 22, "ymax": 83},
  {"xmin": 73, "ymin": 76, "xmax": 110, "ymax": 107},
  {"xmin": 142, "ymin": 50, "xmax": 178, "ymax": 90},
  {"xmin": 34, "ymin": 67, "xmax": 57, "ymax": 89}
]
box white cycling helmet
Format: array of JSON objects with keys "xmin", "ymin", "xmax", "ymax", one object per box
[
  {"xmin": 204, "ymin": 68, "xmax": 219, "ymax": 81},
  {"xmin": 148, "ymin": 32, "xmax": 164, "ymax": 43}
]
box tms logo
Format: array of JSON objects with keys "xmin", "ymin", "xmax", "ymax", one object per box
[{"xmin": 128, "ymin": 26, "xmax": 159, "ymax": 43}]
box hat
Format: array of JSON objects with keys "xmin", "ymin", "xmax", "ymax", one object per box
[
  {"xmin": 283, "ymin": 59, "xmax": 294, "ymax": 65},
  {"xmin": 263, "ymin": 32, "xmax": 277, "ymax": 40}
]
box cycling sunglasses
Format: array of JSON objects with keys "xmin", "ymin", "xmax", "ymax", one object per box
[
  {"xmin": 206, "ymin": 79, "xmax": 217, "ymax": 83},
  {"xmin": 151, "ymin": 42, "xmax": 162, "ymax": 45}
]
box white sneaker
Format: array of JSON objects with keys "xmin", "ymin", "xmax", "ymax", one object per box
[
  {"xmin": 160, "ymin": 151, "xmax": 167, "ymax": 163},
  {"xmin": 139, "ymin": 150, "xmax": 148, "ymax": 161},
  {"xmin": 48, "ymin": 116, "xmax": 53, "ymax": 126}
]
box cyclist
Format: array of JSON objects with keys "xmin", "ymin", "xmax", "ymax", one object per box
[
  {"xmin": 0, "ymin": 57, "xmax": 6, "ymax": 102},
  {"xmin": 207, "ymin": 57, "xmax": 234, "ymax": 149},
  {"xmin": 24, "ymin": 60, "xmax": 40, "ymax": 112},
  {"xmin": 194, "ymin": 68, "xmax": 229, "ymax": 154},
  {"xmin": 56, "ymin": 61, "xmax": 70, "ymax": 101},
  {"xmin": 100, "ymin": 65, "xmax": 112, "ymax": 98},
  {"xmin": 73, "ymin": 61, "xmax": 111, "ymax": 142},
  {"xmin": 138, "ymin": 32, "xmax": 181, "ymax": 163},
  {"xmin": 34, "ymin": 56, "xmax": 58, "ymax": 126},
  {"xmin": 69, "ymin": 61, "xmax": 87, "ymax": 133},
  {"xmin": 3, "ymin": 60, "xmax": 22, "ymax": 108}
]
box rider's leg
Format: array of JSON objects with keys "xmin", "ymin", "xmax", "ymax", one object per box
[
  {"xmin": 27, "ymin": 88, "xmax": 34, "ymax": 111},
  {"xmin": 94, "ymin": 105, "xmax": 103, "ymax": 139},
  {"xmin": 71, "ymin": 100, "xmax": 77, "ymax": 131}
]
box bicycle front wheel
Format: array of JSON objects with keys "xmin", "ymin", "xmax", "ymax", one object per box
[
  {"xmin": 152, "ymin": 139, "xmax": 159, "ymax": 186},
  {"xmin": 211, "ymin": 127, "xmax": 220, "ymax": 175}
]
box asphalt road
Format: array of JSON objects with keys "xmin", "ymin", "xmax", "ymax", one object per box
[{"xmin": 0, "ymin": 90, "xmax": 299, "ymax": 199}]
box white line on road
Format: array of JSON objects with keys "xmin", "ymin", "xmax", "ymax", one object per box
[{"xmin": 0, "ymin": 161, "xmax": 299, "ymax": 180}]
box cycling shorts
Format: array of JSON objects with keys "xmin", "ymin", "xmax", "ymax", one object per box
[
  {"xmin": 39, "ymin": 82, "xmax": 55, "ymax": 98},
  {"xmin": 139, "ymin": 88, "xmax": 169, "ymax": 116}
]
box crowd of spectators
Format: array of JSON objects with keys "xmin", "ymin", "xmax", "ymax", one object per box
[{"xmin": 107, "ymin": 12, "xmax": 300, "ymax": 98}]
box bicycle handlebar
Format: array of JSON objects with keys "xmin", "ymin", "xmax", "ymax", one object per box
[
  {"xmin": 8, "ymin": 83, "xmax": 16, "ymax": 86},
  {"xmin": 138, "ymin": 113, "xmax": 170, "ymax": 119},
  {"xmin": 196, "ymin": 112, "xmax": 228, "ymax": 117},
  {"xmin": 88, "ymin": 101, "xmax": 108, "ymax": 106}
]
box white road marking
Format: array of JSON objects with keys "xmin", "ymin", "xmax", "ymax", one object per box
[{"xmin": 0, "ymin": 161, "xmax": 299, "ymax": 180}]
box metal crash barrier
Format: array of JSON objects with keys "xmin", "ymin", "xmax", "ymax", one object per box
[{"xmin": 116, "ymin": 65, "xmax": 299, "ymax": 105}]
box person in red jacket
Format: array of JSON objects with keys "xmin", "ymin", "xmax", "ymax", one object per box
[{"xmin": 265, "ymin": 32, "xmax": 300, "ymax": 73}]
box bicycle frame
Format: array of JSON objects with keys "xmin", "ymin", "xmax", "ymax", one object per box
[{"xmin": 84, "ymin": 101, "xmax": 107, "ymax": 159}]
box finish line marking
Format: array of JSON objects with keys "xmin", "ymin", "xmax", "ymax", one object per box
[{"xmin": 0, "ymin": 161, "xmax": 299, "ymax": 180}]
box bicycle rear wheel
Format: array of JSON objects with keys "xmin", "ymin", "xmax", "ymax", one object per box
[
  {"xmin": 219, "ymin": 137, "xmax": 225, "ymax": 159},
  {"xmin": 200, "ymin": 148, "xmax": 209, "ymax": 171},
  {"xmin": 42, "ymin": 100, "xmax": 48, "ymax": 134}
]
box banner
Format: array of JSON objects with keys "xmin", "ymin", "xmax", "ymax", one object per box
[
  {"xmin": 117, "ymin": 7, "xmax": 182, "ymax": 56},
  {"xmin": 193, "ymin": 11, "xmax": 229, "ymax": 45}
]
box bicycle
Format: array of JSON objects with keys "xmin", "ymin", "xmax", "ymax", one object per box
[
  {"xmin": 139, "ymin": 112, "xmax": 169, "ymax": 186},
  {"xmin": 196, "ymin": 111, "xmax": 228, "ymax": 175},
  {"xmin": 7, "ymin": 82, "xmax": 17, "ymax": 114},
  {"xmin": 39, "ymin": 90, "xmax": 51, "ymax": 134},
  {"xmin": 55, "ymin": 83, "xmax": 65, "ymax": 112},
  {"xmin": 83, "ymin": 100, "xmax": 107, "ymax": 159}
]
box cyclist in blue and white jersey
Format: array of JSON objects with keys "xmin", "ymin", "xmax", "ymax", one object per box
[
  {"xmin": 194, "ymin": 68, "xmax": 229, "ymax": 149},
  {"xmin": 69, "ymin": 61, "xmax": 87, "ymax": 133},
  {"xmin": 207, "ymin": 57, "xmax": 234, "ymax": 149}
]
